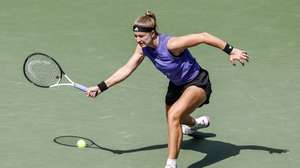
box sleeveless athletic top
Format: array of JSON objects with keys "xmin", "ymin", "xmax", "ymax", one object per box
[{"xmin": 142, "ymin": 34, "xmax": 201, "ymax": 85}]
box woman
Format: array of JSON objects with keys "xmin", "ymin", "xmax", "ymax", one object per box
[{"xmin": 86, "ymin": 10, "xmax": 249, "ymax": 168}]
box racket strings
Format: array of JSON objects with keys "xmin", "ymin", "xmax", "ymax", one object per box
[
  {"xmin": 54, "ymin": 136, "xmax": 95, "ymax": 147},
  {"xmin": 24, "ymin": 54, "xmax": 61, "ymax": 87}
]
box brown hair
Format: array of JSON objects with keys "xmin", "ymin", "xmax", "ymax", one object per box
[{"xmin": 134, "ymin": 10, "xmax": 157, "ymax": 33}]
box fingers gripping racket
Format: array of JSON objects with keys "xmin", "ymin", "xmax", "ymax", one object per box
[{"xmin": 23, "ymin": 52, "xmax": 87, "ymax": 92}]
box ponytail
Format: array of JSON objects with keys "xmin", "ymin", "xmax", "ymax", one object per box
[{"xmin": 144, "ymin": 10, "xmax": 156, "ymax": 25}]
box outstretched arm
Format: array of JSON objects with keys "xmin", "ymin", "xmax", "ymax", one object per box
[
  {"xmin": 167, "ymin": 32, "xmax": 249, "ymax": 66},
  {"xmin": 86, "ymin": 45, "xmax": 144, "ymax": 97},
  {"xmin": 239, "ymin": 145, "xmax": 288, "ymax": 154}
]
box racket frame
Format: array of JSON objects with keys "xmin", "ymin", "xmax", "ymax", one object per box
[{"xmin": 23, "ymin": 52, "xmax": 87, "ymax": 92}]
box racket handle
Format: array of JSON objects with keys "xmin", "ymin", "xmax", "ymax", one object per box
[{"xmin": 73, "ymin": 83, "xmax": 88, "ymax": 92}]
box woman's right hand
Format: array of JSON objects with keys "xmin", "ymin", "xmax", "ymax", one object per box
[{"xmin": 86, "ymin": 86, "xmax": 101, "ymax": 98}]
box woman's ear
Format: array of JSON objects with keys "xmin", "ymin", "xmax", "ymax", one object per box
[{"xmin": 151, "ymin": 31, "xmax": 156, "ymax": 38}]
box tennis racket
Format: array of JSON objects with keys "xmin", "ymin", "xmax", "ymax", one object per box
[{"xmin": 23, "ymin": 52, "xmax": 87, "ymax": 92}]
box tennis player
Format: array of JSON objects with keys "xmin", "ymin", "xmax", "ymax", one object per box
[{"xmin": 86, "ymin": 10, "xmax": 249, "ymax": 168}]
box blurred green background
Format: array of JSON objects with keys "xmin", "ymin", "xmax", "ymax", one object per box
[{"xmin": 0, "ymin": 0, "xmax": 299, "ymax": 167}]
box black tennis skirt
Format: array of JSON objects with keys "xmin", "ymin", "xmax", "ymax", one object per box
[{"xmin": 165, "ymin": 68, "xmax": 212, "ymax": 107}]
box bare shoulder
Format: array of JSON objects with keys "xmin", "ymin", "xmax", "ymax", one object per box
[
  {"xmin": 131, "ymin": 45, "xmax": 145, "ymax": 63},
  {"xmin": 167, "ymin": 36, "xmax": 187, "ymax": 56},
  {"xmin": 167, "ymin": 34, "xmax": 196, "ymax": 49},
  {"xmin": 167, "ymin": 36, "xmax": 179, "ymax": 50},
  {"xmin": 134, "ymin": 45, "xmax": 144, "ymax": 56},
  {"xmin": 167, "ymin": 33, "xmax": 207, "ymax": 53}
]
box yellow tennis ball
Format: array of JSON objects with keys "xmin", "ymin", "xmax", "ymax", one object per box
[{"xmin": 76, "ymin": 139, "xmax": 86, "ymax": 149}]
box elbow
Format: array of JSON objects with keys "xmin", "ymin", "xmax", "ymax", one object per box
[{"xmin": 198, "ymin": 32, "xmax": 211, "ymax": 44}]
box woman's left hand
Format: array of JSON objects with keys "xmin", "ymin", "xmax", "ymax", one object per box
[{"xmin": 229, "ymin": 48, "xmax": 249, "ymax": 66}]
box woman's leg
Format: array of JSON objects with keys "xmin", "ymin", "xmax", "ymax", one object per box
[{"xmin": 165, "ymin": 85, "xmax": 207, "ymax": 159}]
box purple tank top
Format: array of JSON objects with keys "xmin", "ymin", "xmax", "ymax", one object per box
[{"xmin": 142, "ymin": 34, "xmax": 201, "ymax": 85}]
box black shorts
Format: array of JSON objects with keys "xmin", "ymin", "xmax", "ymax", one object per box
[{"xmin": 165, "ymin": 69, "xmax": 212, "ymax": 107}]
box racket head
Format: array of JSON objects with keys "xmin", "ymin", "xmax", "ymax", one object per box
[
  {"xmin": 23, "ymin": 52, "xmax": 64, "ymax": 88},
  {"xmin": 53, "ymin": 135, "xmax": 96, "ymax": 148}
]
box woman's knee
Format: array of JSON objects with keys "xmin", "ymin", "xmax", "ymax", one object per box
[{"xmin": 167, "ymin": 109, "xmax": 182, "ymax": 126}]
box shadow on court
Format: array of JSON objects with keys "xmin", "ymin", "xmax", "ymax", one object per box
[
  {"xmin": 53, "ymin": 133, "xmax": 288, "ymax": 167},
  {"xmin": 181, "ymin": 133, "xmax": 288, "ymax": 168}
]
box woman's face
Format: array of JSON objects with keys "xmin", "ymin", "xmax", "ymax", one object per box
[{"xmin": 134, "ymin": 31, "xmax": 154, "ymax": 48}]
